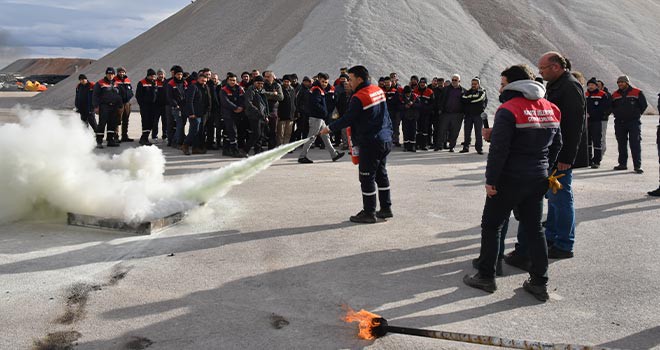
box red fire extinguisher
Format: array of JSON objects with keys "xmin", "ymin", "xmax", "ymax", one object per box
[{"xmin": 346, "ymin": 127, "xmax": 359, "ymax": 165}]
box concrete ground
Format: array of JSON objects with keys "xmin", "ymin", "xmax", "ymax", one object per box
[{"xmin": 1, "ymin": 96, "xmax": 659, "ymax": 350}]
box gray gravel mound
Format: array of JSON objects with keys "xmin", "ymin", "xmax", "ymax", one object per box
[{"xmin": 28, "ymin": 0, "xmax": 660, "ymax": 111}]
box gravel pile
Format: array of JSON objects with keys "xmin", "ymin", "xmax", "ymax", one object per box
[{"xmin": 30, "ymin": 0, "xmax": 660, "ymax": 111}]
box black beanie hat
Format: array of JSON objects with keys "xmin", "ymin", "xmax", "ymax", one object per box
[
  {"xmin": 105, "ymin": 67, "xmax": 116, "ymax": 75},
  {"xmin": 403, "ymin": 86, "xmax": 412, "ymax": 94},
  {"xmin": 302, "ymin": 76, "xmax": 311, "ymax": 82},
  {"xmin": 78, "ymin": 74, "xmax": 87, "ymax": 80},
  {"xmin": 587, "ymin": 77, "xmax": 598, "ymax": 85},
  {"xmin": 252, "ymin": 75, "xmax": 264, "ymax": 82},
  {"xmin": 419, "ymin": 77, "xmax": 427, "ymax": 84},
  {"xmin": 147, "ymin": 68, "xmax": 156, "ymax": 76}
]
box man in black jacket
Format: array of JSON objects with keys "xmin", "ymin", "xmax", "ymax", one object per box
[
  {"xmin": 75, "ymin": 74, "xmax": 97, "ymax": 130},
  {"xmin": 114, "ymin": 67, "xmax": 134, "ymax": 142},
  {"xmin": 243, "ymin": 75, "xmax": 269, "ymax": 155},
  {"xmin": 167, "ymin": 66, "xmax": 187, "ymax": 148},
  {"xmin": 276, "ymin": 75, "xmax": 296, "ymax": 146},
  {"xmin": 182, "ymin": 73, "xmax": 211, "ymax": 155},
  {"xmin": 205, "ymin": 71, "xmax": 222, "ymax": 151},
  {"xmin": 436, "ymin": 74, "xmax": 466, "ymax": 151},
  {"xmin": 504, "ymin": 53, "xmax": 586, "ymax": 269},
  {"xmin": 522, "ymin": 52, "xmax": 585, "ymax": 261},
  {"xmin": 263, "ymin": 71, "xmax": 284, "ymax": 149},
  {"xmin": 135, "ymin": 68, "xmax": 158, "ymax": 145},
  {"xmin": 292, "ymin": 77, "xmax": 312, "ymax": 142},
  {"xmin": 463, "ymin": 64, "xmax": 562, "ymax": 302},
  {"xmin": 460, "ymin": 77, "xmax": 488, "ymax": 154}
]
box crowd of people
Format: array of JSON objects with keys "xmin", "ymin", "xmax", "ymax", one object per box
[
  {"xmin": 74, "ymin": 66, "xmax": 493, "ymax": 159},
  {"xmin": 74, "ymin": 55, "xmax": 659, "ymax": 301},
  {"xmin": 74, "ymin": 62, "xmax": 658, "ymax": 193}
]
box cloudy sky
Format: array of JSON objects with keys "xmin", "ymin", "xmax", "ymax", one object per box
[{"xmin": 0, "ymin": 0, "xmax": 188, "ymax": 68}]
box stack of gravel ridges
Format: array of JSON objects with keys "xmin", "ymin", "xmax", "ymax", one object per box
[
  {"xmin": 29, "ymin": 0, "xmax": 320, "ymax": 109},
  {"xmin": 461, "ymin": 0, "xmax": 659, "ymax": 100},
  {"xmin": 30, "ymin": 0, "xmax": 659, "ymax": 112},
  {"xmin": 268, "ymin": 0, "xmax": 531, "ymax": 110}
]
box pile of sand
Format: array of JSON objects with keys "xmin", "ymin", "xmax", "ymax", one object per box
[{"xmin": 29, "ymin": 0, "xmax": 660, "ymax": 111}]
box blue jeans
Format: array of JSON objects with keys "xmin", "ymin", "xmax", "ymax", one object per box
[
  {"xmin": 545, "ymin": 168, "xmax": 575, "ymax": 252},
  {"xmin": 184, "ymin": 117, "xmax": 202, "ymax": 146}
]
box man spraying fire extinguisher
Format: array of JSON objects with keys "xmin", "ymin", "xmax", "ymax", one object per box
[{"xmin": 320, "ymin": 65, "xmax": 394, "ymax": 224}]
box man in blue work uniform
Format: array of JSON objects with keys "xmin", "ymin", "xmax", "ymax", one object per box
[
  {"xmin": 320, "ymin": 65, "xmax": 393, "ymax": 224},
  {"xmin": 585, "ymin": 77, "xmax": 612, "ymax": 168},
  {"xmin": 611, "ymin": 75, "xmax": 648, "ymax": 174}
]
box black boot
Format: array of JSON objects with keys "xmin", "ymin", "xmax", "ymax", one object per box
[
  {"xmin": 463, "ymin": 273, "xmax": 497, "ymax": 293},
  {"xmin": 139, "ymin": 135, "xmax": 152, "ymax": 146},
  {"xmin": 523, "ymin": 279, "xmax": 549, "ymax": 302},
  {"xmin": 376, "ymin": 207, "xmax": 393, "ymax": 219},
  {"xmin": 107, "ymin": 138, "xmax": 119, "ymax": 147},
  {"xmin": 121, "ymin": 134, "xmax": 134, "ymax": 142},
  {"xmin": 472, "ymin": 257, "xmax": 503, "ymax": 276},
  {"xmin": 349, "ymin": 210, "xmax": 376, "ymax": 224},
  {"xmin": 503, "ymin": 250, "xmax": 531, "ymax": 271}
]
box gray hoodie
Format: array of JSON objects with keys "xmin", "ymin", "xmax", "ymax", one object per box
[{"xmin": 503, "ymin": 80, "xmax": 546, "ymax": 100}]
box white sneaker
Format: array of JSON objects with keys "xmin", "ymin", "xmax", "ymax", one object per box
[{"xmin": 151, "ymin": 138, "xmax": 160, "ymax": 144}]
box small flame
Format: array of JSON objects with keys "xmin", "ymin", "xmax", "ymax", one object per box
[{"xmin": 343, "ymin": 306, "xmax": 382, "ymax": 340}]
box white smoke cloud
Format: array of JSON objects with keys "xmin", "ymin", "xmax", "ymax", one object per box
[{"xmin": 0, "ymin": 108, "xmax": 307, "ymax": 224}]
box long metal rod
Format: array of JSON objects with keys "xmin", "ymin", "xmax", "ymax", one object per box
[{"xmin": 385, "ymin": 325, "xmax": 620, "ymax": 350}]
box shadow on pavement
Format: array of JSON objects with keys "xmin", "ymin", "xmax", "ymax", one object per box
[{"xmin": 75, "ymin": 225, "xmax": 536, "ymax": 349}]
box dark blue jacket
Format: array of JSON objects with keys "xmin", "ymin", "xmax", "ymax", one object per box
[
  {"xmin": 612, "ymin": 86, "xmax": 648, "ymax": 121},
  {"xmin": 486, "ymin": 81, "xmax": 562, "ymax": 186},
  {"xmin": 585, "ymin": 89, "xmax": 611, "ymax": 121},
  {"xmin": 398, "ymin": 92, "xmax": 420, "ymax": 120},
  {"xmin": 219, "ymin": 84, "xmax": 245, "ymax": 117},
  {"xmin": 384, "ymin": 86, "xmax": 400, "ymax": 113},
  {"xmin": 307, "ymin": 82, "xmax": 327, "ymax": 119},
  {"xmin": 92, "ymin": 77, "xmax": 122, "ymax": 108},
  {"xmin": 296, "ymin": 85, "xmax": 311, "ymax": 117},
  {"xmin": 183, "ymin": 82, "xmax": 211, "ymax": 117},
  {"xmin": 166, "ymin": 78, "xmax": 187, "ymax": 109},
  {"xmin": 324, "ymin": 84, "xmax": 336, "ymax": 119},
  {"xmin": 329, "ymin": 81, "xmax": 392, "ymax": 146},
  {"xmin": 75, "ymin": 82, "xmax": 95, "ymax": 114},
  {"xmin": 244, "ymin": 85, "xmax": 269, "ymax": 120},
  {"xmin": 136, "ymin": 78, "xmax": 158, "ymax": 106},
  {"xmin": 113, "ymin": 76, "xmax": 134, "ymax": 104}
]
